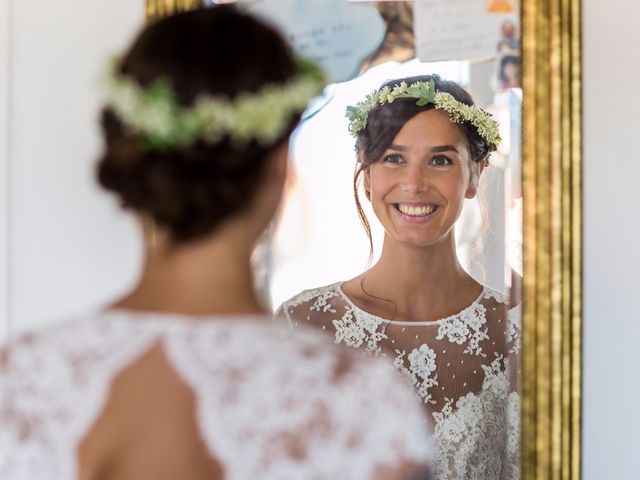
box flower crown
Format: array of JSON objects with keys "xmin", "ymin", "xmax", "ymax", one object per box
[
  {"xmin": 101, "ymin": 57, "xmax": 327, "ymax": 152},
  {"xmin": 346, "ymin": 79, "xmax": 501, "ymax": 150}
]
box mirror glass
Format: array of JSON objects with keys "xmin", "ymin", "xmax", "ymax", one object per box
[
  {"xmin": 212, "ymin": 0, "xmax": 524, "ymax": 477},
  {"xmin": 220, "ymin": 1, "xmax": 523, "ymax": 477}
]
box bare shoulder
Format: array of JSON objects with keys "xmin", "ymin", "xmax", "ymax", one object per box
[{"xmin": 78, "ymin": 342, "xmax": 224, "ymax": 480}]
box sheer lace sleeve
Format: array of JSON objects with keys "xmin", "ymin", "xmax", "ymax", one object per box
[{"xmin": 505, "ymin": 303, "xmax": 522, "ymax": 473}]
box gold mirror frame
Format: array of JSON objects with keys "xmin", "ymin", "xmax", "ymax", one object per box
[
  {"xmin": 521, "ymin": 0, "xmax": 582, "ymax": 478},
  {"xmin": 145, "ymin": 1, "xmax": 583, "ymax": 478},
  {"xmin": 146, "ymin": 0, "xmax": 202, "ymax": 23}
]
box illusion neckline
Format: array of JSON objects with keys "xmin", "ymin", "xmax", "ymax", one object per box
[{"xmin": 335, "ymin": 282, "xmax": 488, "ymax": 327}]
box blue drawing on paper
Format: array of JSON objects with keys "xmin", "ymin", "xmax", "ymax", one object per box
[{"xmin": 246, "ymin": 0, "xmax": 385, "ymax": 83}]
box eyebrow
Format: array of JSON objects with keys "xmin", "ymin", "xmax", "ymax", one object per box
[
  {"xmin": 388, "ymin": 144, "xmax": 459, "ymax": 153},
  {"xmin": 388, "ymin": 144, "xmax": 407, "ymax": 151},
  {"xmin": 431, "ymin": 145, "xmax": 459, "ymax": 153}
]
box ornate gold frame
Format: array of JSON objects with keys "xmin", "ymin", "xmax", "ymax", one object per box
[
  {"xmin": 145, "ymin": 1, "xmax": 583, "ymax": 478},
  {"xmin": 521, "ymin": 0, "xmax": 582, "ymax": 478},
  {"xmin": 146, "ymin": 0, "xmax": 203, "ymax": 23}
]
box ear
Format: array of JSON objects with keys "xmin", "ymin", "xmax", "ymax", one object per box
[
  {"xmin": 465, "ymin": 158, "xmax": 487, "ymax": 199},
  {"xmin": 363, "ymin": 166, "xmax": 372, "ymax": 201}
]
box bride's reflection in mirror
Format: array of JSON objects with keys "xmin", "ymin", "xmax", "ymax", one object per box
[
  {"xmin": 269, "ymin": 5, "xmax": 522, "ymax": 478},
  {"xmin": 276, "ymin": 74, "xmax": 520, "ymax": 478}
]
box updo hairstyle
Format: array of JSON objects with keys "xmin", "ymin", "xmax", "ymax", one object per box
[{"xmin": 97, "ymin": 7, "xmax": 300, "ymax": 242}]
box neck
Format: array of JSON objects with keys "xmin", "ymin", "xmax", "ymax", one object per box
[
  {"xmin": 361, "ymin": 233, "xmax": 481, "ymax": 319},
  {"xmin": 112, "ymin": 224, "xmax": 267, "ymax": 317}
]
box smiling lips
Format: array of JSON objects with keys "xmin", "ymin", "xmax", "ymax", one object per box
[{"xmin": 395, "ymin": 203, "xmax": 438, "ymax": 217}]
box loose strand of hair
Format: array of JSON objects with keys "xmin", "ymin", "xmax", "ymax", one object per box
[
  {"xmin": 359, "ymin": 272, "xmax": 399, "ymax": 321},
  {"xmin": 352, "ymin": 165, "xmax": 399, "ymax": 320},
  {"xmin": 353, "ymin": 165, "xmax": 374, "ymax": 267}
]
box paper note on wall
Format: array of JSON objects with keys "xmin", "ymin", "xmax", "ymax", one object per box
[
  {"xmin": 246, "ymin": 0, "xmax": 385, "ymax": 82},
  {"xmin": 414, "ymin": 0, "xmax": 517, "ymax": 62}
]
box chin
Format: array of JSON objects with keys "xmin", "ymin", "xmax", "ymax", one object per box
[
  {"xmin": 385, "ymin": 231, "xmax": 440, "ymax": 249},
  {"xmin": 404, "ymin": 238, "xmax": 442, "ymax": 249},
  {"xmin": 387, "ymin": 223, "xmax": 455, "ymax": 250}
]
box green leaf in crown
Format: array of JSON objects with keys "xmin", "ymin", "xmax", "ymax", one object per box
[{"xmin": 101, "ymin": 55, "xmax": 328, "ymax": 152}]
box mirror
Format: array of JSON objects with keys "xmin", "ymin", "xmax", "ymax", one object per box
[{"xmin": 245, "ymin": 1, "xmax": 525, "ymax": 478}]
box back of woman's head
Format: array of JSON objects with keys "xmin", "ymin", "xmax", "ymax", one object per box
[{"xmin": 97, "ymin": 7, "xmax": 300, "ymax": 242}]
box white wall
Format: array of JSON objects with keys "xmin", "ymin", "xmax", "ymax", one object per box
[
  {"xmin": 583, "ymin": 1, "xmax": 640, "ymax": 478},
  {"xmin": 0, "ymin": 0, "xmax": 9, "ymax": 341},
  {"xmin": 1, "ymin": 1, "xmax": 145, "ymax": 340}
]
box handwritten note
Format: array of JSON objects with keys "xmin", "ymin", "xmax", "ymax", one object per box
[
  {"xmin": 246, "ymin": 0, "xmax": 385, "ymax": 82},
  {"xmin": 414, "ymin": 0, "xmax": 516, "ymax": 62}
]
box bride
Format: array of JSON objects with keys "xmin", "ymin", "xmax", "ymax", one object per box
[
  {"xmin": 278, "ymin": 75, "xmax": 520, "ymax": 479},
  {"xmin": 0, "ymin": 8, "xmax": 434, "ymax": 480}
]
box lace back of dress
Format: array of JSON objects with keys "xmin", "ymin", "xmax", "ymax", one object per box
[{"xmin": 1, "ymin": 312, "xmax": 434, "ymax": 480}]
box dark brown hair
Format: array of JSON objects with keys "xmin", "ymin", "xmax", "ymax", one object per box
[
  {"xmin": 352, "ymin": 74, "xmax": 493, "ymax": 259},
  {"xmin": 97, "ymin": 7, "xmax": 300, "ymax": 242}
]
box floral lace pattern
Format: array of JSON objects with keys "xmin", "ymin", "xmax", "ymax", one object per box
[
  {"xmin": 506, "ymin": 305, "xmax": 522, "ymax": 355},
  {"xmin": 435, "ymin": 303, "xmax": 489, "ymax": 356},
  {"xmin": 332, "ymin": 307, "xmax": 388, "ymax": 354},
  {"xmin": 395, "ymin": 346, "xmax": 439, "ymax": 405},
  {"xmin": 0, "ymin": 312, "xmax": 433, "ymax": 480},
  {"xmin": 278, "ymin": 282, "xmax": 521, "ymax": 480},
  {"xmin": 432, "ymin": 355, "xmax": 518, "ymax": 479}
]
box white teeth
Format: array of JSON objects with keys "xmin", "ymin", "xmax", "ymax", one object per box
[{"xmin": 397, "ymin": 204, "xmax": 436, "ymax": 217}]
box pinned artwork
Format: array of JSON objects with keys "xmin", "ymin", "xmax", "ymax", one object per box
[
  {"xmin": 486, "ymin": 0, "xmax": 516, "ymax": 13},
  {"xmin": 414, "ymin": 0, "xmax": 517, "ymax": 62},
  {"xmin": 245, "ymin": 0, "xmax": 386, "ymax": 82}
]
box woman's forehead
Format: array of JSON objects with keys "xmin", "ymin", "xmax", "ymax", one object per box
[{"xmin": 391, "ymin": 110, "xmax": 467, "ymax": 150}]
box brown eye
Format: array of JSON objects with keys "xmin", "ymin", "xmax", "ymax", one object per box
[
  {"xmin": 432, "ymin": 155, "xmax": 452, "ymax": 166},
  {"xmin": 383, "ymin": 154, "xmax": 403, "ymax": 164}
]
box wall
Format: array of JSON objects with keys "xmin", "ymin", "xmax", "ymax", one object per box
[
  {"xmin": 0, "ymin": 1, "xmax": 10, "ymax": 341},
  {"xmin": 1, "ymin": 1, "xmax": 145, "ymax": 340},
  {"xmin": 583, "ymin": 1, "xmax": 640, "ymax": 478}
]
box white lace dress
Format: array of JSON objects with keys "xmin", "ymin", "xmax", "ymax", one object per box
[
  {"xmin": 277, "ymin": 283, "xmax": 521, "ymax": 480},
  {"xmin": 0, "ymin": 311, "xmax": 433, "ymax": 480}
]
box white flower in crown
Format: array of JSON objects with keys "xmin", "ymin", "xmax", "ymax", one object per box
[
  {"xmin": 434, "ymin": 92, "xmax": 502, "ymax": 148},
  {"xmin": 345, "ymin": 79, "xmax": 501, "ymax": 150},
  {"xmin": 101, "ymin": 56, "xmax": 327, "ymax": 152}
]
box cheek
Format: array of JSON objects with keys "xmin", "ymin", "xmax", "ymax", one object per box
[
  {"xmin": 437, "ymin": 172, "xmax": 469, "ymax": 200},
  {"xmin": 367, "ymin": 173, "xmax": 396, "ymax": 222},
  {"xmin": 368, "ymin": 170, "xmax": 394, "ymax": 199}
]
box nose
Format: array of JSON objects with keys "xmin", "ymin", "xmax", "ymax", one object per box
[{"xmin": 400, "ymin": 162, "xmax": 429, "ymax": 194}]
